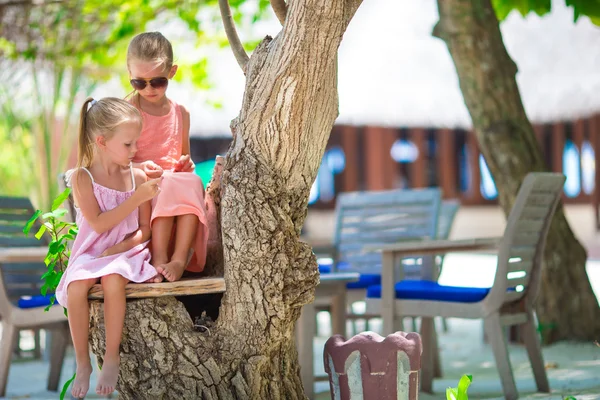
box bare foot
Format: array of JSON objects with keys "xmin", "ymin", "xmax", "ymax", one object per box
[
  {"xmin": 158, "ymin": 259, "xmax": 186, "ymax": 282},
  {"xmin": 72, "ymin": 363, "xmax": 92, "ymax": 398},
  {"xmin": 96, "ymin": 356, "xmax": 120, "ymax": 396},
  {"xmin": 144, "ymin": 270, "xmax": 164, "ymax": 283}
]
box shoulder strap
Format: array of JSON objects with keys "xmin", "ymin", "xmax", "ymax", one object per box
[
  {"xmin": 79, "ymin": 167, "xmax": 95, "ymax": 183},
  {"xmin": 129, "ymin": 163, "xmax": 136, "ymax": 190}
]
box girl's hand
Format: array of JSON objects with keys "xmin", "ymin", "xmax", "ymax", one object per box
[
  {"xmin": 173, "ymin": 155, "xmax": 195, "ymax": 173},
  {"xmin": 141, "ymin": 160, "xmax": 164, "ymax": 178},
  {"xmin": 135, "ymin": 178, "xmax": 162, "ymax": 203}
]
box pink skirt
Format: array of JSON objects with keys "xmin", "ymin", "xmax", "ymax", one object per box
[
  {"xmin": 152, "ymin": 171, "xmax": 209, "ymax": 272},
  {"xmin": 56, "ymin": 243, "xmax": 156, "ymax": 306}
]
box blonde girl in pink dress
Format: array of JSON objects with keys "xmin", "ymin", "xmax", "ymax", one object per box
[
  {"xmin": 127, "ymin": 32, "xmax": 209, "ymax": 282},
  {"xmin": 56, "ymin": 97, "xmax": 162, "ymax": 398}
]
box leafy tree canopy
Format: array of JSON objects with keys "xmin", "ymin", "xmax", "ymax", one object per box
[{"xmin": 493, "ymin": 0, "xmax": 600, "ymax": 25}]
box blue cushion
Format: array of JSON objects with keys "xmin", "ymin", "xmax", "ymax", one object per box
[
  {"xmin": 366, "ymin": 280, "xmax": 490, "ymax": 303},
  {"xmin": 318, "ymin": 262, "xmax": 381, "ymax": 289},
  {"xmin": 346, "ymin": 274, "xmax": 380, "ymax": 289},
  {"xmin": 18, "ymin": 294, "xmax": 55, "ymax": 309},
  {"xmin": 318, "ymin": 264, "xmax": 332, "ymax": 274}
]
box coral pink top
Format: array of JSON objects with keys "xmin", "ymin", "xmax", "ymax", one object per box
[
  {"xmin": 133, "ymin": 99, "xmax": 183, "ymax": 171},
  {"xmin": 130, "ymin": 97, "xmax": 209, "ymax": 273}
]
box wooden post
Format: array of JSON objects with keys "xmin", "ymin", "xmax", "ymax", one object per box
[
  {"xmin": 324, "ymin": 331, "xmax": 422, "ymax": 400},
  {"xmin": 551, "ymin": 122, "xmax": 564, "ymax": 174},
  {"xmin": 340, "ymin": 126, "xmax": 360, "ymax": 193},
  {"xmin": 409, "ymin": 128, "xmax": 428, "ymax": 188},
  {"xmin": 466, "ymin": 132, "xmax": 483, "ymax": 204},
  {"xmin": 365, "ymin": 127, "xmax": 387, "ymax": 191},
  {"xmin": 436, "ymin": 129, "xmax": 457, "ymax": 198},
  {"xmin": 382, "ymin": 128, "xmax": 399, "ymax": 189}
]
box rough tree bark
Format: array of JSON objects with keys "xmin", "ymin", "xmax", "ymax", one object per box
[
  {"xmin": 434, "ymin": 0, "xmax": 600, "ymax": 342},
  {"xmin": 88, "ymin": 0, "xmax": 364, "ymax": 398}
]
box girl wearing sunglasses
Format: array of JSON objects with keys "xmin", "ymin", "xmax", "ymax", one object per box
[{"xmin": 126, "ymin": 31, "xmax": 209, "ymax": 282}]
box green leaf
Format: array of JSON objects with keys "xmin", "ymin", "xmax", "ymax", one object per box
[
  {"xmin": 446, "ymin": 387, "xmax": 458, "ymax": 400},
  {"xmin": 51, "ymin": 188, "xmax": 71, "ymax": 211},
  {"xmin": 41, "ymin": 270, "xmax": 55, "ymax": 280},
  {"xmin": 49, "ymin": 240, "xmax": 62, "ymax": 254},
  {"xmin": 457, "ymin": 374, "xmax": 473, "ymax": 399},
  {"xmin": 23, "ymin": 210, "xmax": 42, "ymax": 234},
  {"xmin": 565, "ymin": 0, "xmax": 600, "ymax": 22},
  {"xmin": 34, "ymin": 224, "xmax": 48, "ymax": 240},
  {"xmin": 44, "ymin": 252, "xmax": 58, "ymax": 266},
  {"xmin": 49, "ymin": 271, "xmax": 63, "ymax": 288},
  {"xmin": 492, "ymin": 0, "xmax": 551, "ymax": 21},
  {"xmin": 42, "ymin": 209, "xmax": 68, "ymax": 220},
  {"xmin": 40, "ymin": 282, "xmax": 49, "ymax": 296},
  {"xmin": 60, "ymin": 372, "xmax": 76, "ymax": 400}
]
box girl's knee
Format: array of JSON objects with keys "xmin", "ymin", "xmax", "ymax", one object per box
[
  {"xmin": 67, "ymin": 279, "xmax": 96, "ymax": 300},
  {"xmin": 100, "ymin": 274, "xmax": 128, "ymax": 287}
]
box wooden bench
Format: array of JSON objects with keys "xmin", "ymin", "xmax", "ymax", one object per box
[
  {"xmin": 0, "ymin": 197, "xmax": 69, "ymax": 397},
  {"xmin": 58, "ymin": 172, "xmax": 226, "ymax": 300}
]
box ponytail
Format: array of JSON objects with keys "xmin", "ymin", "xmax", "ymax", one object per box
[
  {"xmin": 77, "ymin": 97, "xmax": 95, "ymax": 168},
  {"xmin": 75, "ymin": 96, "xmax": 142, "ymax": 170}
]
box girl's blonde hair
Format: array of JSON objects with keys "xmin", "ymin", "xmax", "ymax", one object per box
[
  {"xmin": 77, "ymin": 97, "xmax": 142, "ymax": 168},
  {"xmin": 127, "ymin": 32, "xmax": 174, "ymax": 72}
]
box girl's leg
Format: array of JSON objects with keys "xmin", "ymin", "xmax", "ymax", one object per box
[
  {"xmin": 67, "ymin": 278, "xmax": 98, "ymax": 399},
  {"xmin": 96, "ymin": 274, "xmax": 128, "ymax": 396},
  {"xmin": 151, "ymin": 216, "xmax": 175, "ymax": 282},
  {"xmin": 159, "ymin": 214, "xmax": 199, "ymax": 282}
]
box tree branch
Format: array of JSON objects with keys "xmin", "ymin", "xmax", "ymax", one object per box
[
  {"xmin": 269, "ymin": 0, "xmax": 287, "ymax": 25},
  {"xmin": 218, "ymin": 0, "xmax": 249, "ymax": 73}
]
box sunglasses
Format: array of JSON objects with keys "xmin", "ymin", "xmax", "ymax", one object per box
[{"xmin": 129, "ymin": 77, "xmax": 169, "ymax": 91}]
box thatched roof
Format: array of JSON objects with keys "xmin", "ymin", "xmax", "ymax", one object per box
[{"xmin": 93, "ymin": 0, "xmax": 600, "ymax": 137}]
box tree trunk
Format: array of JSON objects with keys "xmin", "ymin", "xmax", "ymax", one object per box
[
  {"xmin": 88, "ymin": 1, "xmax": 363, "ymax": 398},
  {"xmin": 434, "ymin": 0, "xmax": 600, "ymax": 342}
]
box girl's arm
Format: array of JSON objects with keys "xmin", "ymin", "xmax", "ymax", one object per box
[
  {"xmin": 174, "ymin": 105, "xmax": 195, "ymax": 172},
  {"xmin": 181, "ymin": 105, "xmax": 191, "ymax": 156},
  {"xmin": 100, "ymin": 170, "xmax": 152, "ymax": 257},
  {"xmin": 72, "ymin": 169, "xmax": 157, "ymax": 235}
]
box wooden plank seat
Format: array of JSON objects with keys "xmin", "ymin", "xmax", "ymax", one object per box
[{"xmin": 87, "ymin": 276, "xmax": 226, "ymax": 300}]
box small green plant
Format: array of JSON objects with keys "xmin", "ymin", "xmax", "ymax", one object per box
[
  {"xmin": 23, "ymin": 187, "xmax": 77, "ymax": 310},
  {"xmin": 447, "ymin": 374, "xmax": 473, "ymax": 400},
  {"xmin": 23, "ymin": 188, "xmax": 77, "ymax": 399},
  {"xmin": 59, "ymin": 373, "xmax": 77, "ymax": 400},
  {"xmin": 537, "ymin": 321, "xmax": 557, "ymax": 343}
]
